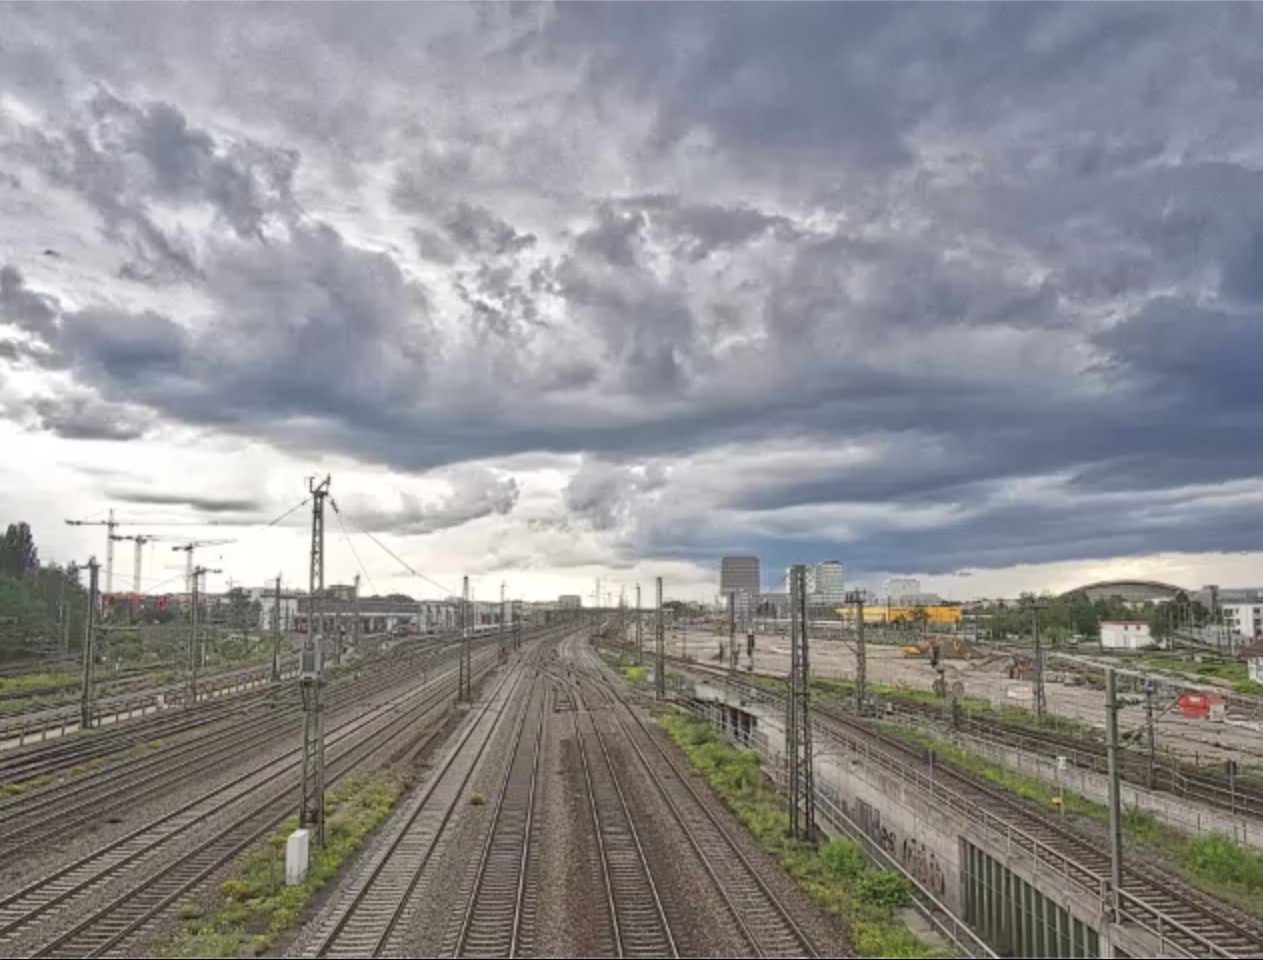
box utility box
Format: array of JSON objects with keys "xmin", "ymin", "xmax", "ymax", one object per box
[
  {"xmin": 299, "ymin": 646, "xmax": 323, "ymax": 682},
  {"xmin": 286, "ymin": 828, "xmax": 310, "ymax": 886}
]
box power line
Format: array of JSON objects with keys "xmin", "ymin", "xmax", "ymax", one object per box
[
  {"xmin": 264, "ymin": 496, "xmax": 312, "ymax": 528},
  {"xmin": 334, "ymin": 507, "xmax": 378, "ymax": 597},
  {"xmin": 331, "ymin": 504, "xmax": 458, "ymax": 598}
]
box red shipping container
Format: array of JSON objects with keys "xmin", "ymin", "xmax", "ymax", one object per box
[{"xmin": 1176, "ymin": 691, "xmax": 1225, "ymax": 719}]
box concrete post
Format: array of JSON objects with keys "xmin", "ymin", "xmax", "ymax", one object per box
[{"xmin": 1105, "ymin": 667, "xmax": 1124, "ymax": 918}]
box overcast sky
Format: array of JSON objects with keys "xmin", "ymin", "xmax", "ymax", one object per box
[{"xmin": 3, "ymin": 3, "xmax": 1263, "ymax": 604}]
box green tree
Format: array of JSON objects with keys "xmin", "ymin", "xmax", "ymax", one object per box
[
  {"xmin": 912, "ymin": 606, "xmax": 930, "ymax": 634},
  {"xmin": 0, "ymin": 522, "xmax": 38, "ymax": 578},
  {"xmin": 225, "ymin": 587, "xmax": 260, "ymax": 632},
  {"xmin": 0, "ymin": 521, "xmax": 89, "ymax": 661},
  {"xmin": 1148, "ymin": 607, "xmax": 1175, "ymax": 643}
]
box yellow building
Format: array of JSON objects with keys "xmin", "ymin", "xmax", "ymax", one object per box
[{"xmin": 833, "ymin": 604, "xmax": 962, "ymax": 625}]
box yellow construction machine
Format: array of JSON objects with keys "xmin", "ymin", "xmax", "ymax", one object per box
[{"xmin": 901, "ymin": 635, "xmax": 975, "ymax": 660}]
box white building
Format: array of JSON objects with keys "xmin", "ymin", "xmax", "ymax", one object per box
[
  {"xmin": 558, "ymin": 595, "xmax": 583, "ymax": 608},
  {"xmin": 808, "ymin": 561, "xmax": 846, "ymax": 605},
  {"xmin": 1100, "ymin": 620, "xmax": 1154, "ymax": 650},
  {"xmin": 251, "ymin": 588, "xmax": 301, "ymax": 632},
  {"xmin": 883, "ymin": 578, "xmax": 922, "ymax": 604},
  {"xmin": 1245, "ymin": 643, "xmax": 1263, "ymax": 684},
  {"xmin": 1220, "ymin": 603, "xmax": 1263, "ymax": 642}
]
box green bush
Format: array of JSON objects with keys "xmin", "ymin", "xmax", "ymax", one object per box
[
  {"xmin": 659, "ymin": 710, "xmax": 930, "ymax": 958},
  {"xmin": 856, "ymin": 871, "xmax": 913, "ymax": 909},
  {"xmin": 155, "ymin": 765, "xmax": 413, "ymax": 958},
  {"xmin": 819, "ymin": 838, "xmax": 868, "ymax": 879},
  {"xmin": 1184, "ymin": 834, "xmax": 1263, "ymax": 892}
]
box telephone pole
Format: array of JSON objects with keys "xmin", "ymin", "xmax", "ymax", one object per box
[
  {"xmin": 65, "ymin": 510, "xmax": 118, "ymax": 596},
  {"xmin": 1105, "ymin": 667, "xmax": 1124, "ymax": 918},
  {"xmin": 189, "ymin": 567, "xmax": 200, "ymax": 703},
  {"xmin": 352, "ymin": 574, "xmax": 361, "ymax": 661},
  {"xmin": 846, "ymin": 589, "xmax": 867, "ymax": 714},
  {"xmin": 728, "ymin": 590, "xmax": 738, "ymax": 672},
  {"xmin": 787, "ymin": 565, "xmax": 815, "ymax": 841},
  {"xmin": 1144, "ymin": 678, "xmax": 1156, "ymax": 789},
  {"xmin": 58, "ymin": 576, "xmax": 69, "ymax": 657},
  {"xmin": 79, "ymin": 558, "xmax": 100, "ymax": 730},
  {"xmin": 655, "ymin": 577, "xmax": 665, "ymax": 700},
  {"xmin": 271, "ymin": 574, "xmax": 283, "ymax": 682},
  {"xmin": 500, "ymin": 581, "xmax": 508, "ymax": 662},
  {"xmin": 459, "ymin": 575, "xmax": 471, "ymax": 702},
  {"xmin": 1026, "ymin": 597, "xmax": 1048, "ymax": 719},
  {"xmin": 300, "ymin": 475, "xmax": 330, "ymax": 847},
  {"xmin": 635, "ymin": 583, "xmax": 643, "ymax": 665},
  {"xmin": 188, "ymin": 565, "xmax": 221, "ymax": 702}
]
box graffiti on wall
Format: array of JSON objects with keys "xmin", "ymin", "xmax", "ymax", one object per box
[
  {"xmin": 901, "ymin": 837, "xmax": 947, "ymax": 897},
  {"xmin": 855, "ymin": 799, "xmax": 897, "ymax": 855},
  {"xmin": 853, "ymin": 799, "xmax": 948, "ymax": 897}
]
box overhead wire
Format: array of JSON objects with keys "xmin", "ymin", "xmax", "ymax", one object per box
[
  {"xmin": 331, "ymin": 501, "xmax": 378, "ymax": 597},
  {"xmin": 330, "ymin": 503, "xmax": 458, "ymax": 598},
  {"xmin": 263, "ymin": 496, "xmax": 311, "ymax": 528}
]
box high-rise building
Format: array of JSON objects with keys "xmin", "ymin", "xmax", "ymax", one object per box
[
  {"xmin": 720, "ymin": 556, "xmax": 761, "ymax": 602},
  {"xmin": 809, "ymin": 561, "xmax": 846, "ymax": 605},
  {"xmin": 558, "ymin": 594, "xmax": 583, "ymax": 608},
  {"xmin": 884, "ymin": 577, "xmax": 921, "ymax": 603}
]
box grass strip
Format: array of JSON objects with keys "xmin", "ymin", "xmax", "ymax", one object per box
[
  {"xmin": 884, "ymin": 724, "xmax": 1263, "ymax": 920},
  {"xmin": 0, "ymin": 671, "xmax": 79, "ymax": 696},
  {"xmin": 1, "ymin": 738, "xmax": 167, "ymax": 796},
  {"xmin": 154, "ymin": 764, "xmax": 414, "ymax": 958},
  {"xmin": 661, "ymin": 711, "xmax": 934, "ymax": 958}
]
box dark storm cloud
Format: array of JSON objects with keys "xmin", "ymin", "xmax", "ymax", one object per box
[
  {"xmin": 4, "ymin": 84, "xmax": 297, "ymax": 281},
  {"xmin": 544, "ymin": 4, "xmax": 919, "ymax": 176},
  {"xmin": 619, "ymin": 195, "xmax": 797, "ymax": 261},
  {"xmin": 337, "ymin": 468, "xmax": 521, "ymax": 536},
  {"xmin": 443, "ymin": 203, "xmax": 536, "ymax": 257},
  {"xmin": 30, "ymin": 396, "xmax": 147, "ymax": 441},
  {"xmin": 0, "ymin": 266, "xmax": 58, "ymax": 337},
  {"xmin": 6, "ymin": 4, "xmax": 1263, "ymax": 577},
  {"xmin": 105, "ymin": 489, "xmax": 266, "ymax": 514}
]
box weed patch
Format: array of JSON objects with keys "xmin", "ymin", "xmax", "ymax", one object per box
[
  {"xmin": 153, "ymin": 764, "xmax": 413, "ymax": 959},
  {"xmin": 885, "ymin": 725, "xmax": 1263, "ymax": 919},
  {"xmin": 661, "ymin": 712, "xmax": 932, "ymax": 958}
]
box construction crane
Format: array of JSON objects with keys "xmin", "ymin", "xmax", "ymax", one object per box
[
  {"xmin": 109, "ymin": 533, "xmax": 185, "ymax": 594},
  {"xmin": 66, "ymin": 510, "xmax": 222, "ymax": 595},
  {"xmin": 171, "ymin": 539, "xmax": 238, "ymax": 604}
]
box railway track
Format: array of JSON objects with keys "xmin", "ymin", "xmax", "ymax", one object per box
[
  {"xmin": 0, "ymin": 640, "xmax": 488, "ymax": 858},
  {"xmin": 0, "ymin": 632, "xmax": 475, "ymax": 752},
  {"xmin": 453, "ymin": 682, "xmax": 546, "ymax": 958},
  {"xmin": 578, "ymin": 653, "xmax": 819, "ymax": 959},
  {"xmin": 810, "ymin": 705, "xmax": 1263, "ymax": 960},
  {"xmin": 901, "ymin": 697, "xmax": 1263, "ymax": 818},
  {"xmin": 294, "ymin": 657, "xmax": 538, "ymax": 958},
  {"xmin": 0, "ymin": 659, "xmax": 78, "ymax": 679},
  {"xmin": 0, "ymin": 637, "xmax": 466, "ymax": 784},
  {"xmin": 676, "ymin": 662, "xmax": 1263, "ymax": 959},
  {"xmin": 0, "ymin": 650, "xmax": 500, "ymax": 959},
  {"xmin": 1, "ymin": 659, "xmax": 410, "ymax": 857},
  {"xmin": 0, "ymin": 634, "xmax": 482, "ymax": 784},
  {"xmin": 571, "ymin": 680, "xmax": 678, "ymax": 958},
  {"xmin": 0, "ymin": 686, "xmax": 276, "ymax": 784},
  {"xmin": 675, "ymin": 654, "xmax": 1263, "ymax": 822}
]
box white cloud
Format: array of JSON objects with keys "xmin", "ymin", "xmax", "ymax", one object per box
[{"xmin": 5, "ymin": 6, "xmax": 1263, "ymax": 604}]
